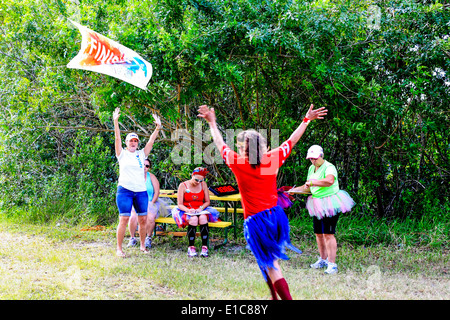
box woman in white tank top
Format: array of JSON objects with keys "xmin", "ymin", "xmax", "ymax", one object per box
[{"xmin": 113, "ymin": 107, "xmax": 161, "ymax": 257}]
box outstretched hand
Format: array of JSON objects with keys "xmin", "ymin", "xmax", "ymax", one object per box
[
  {"xmin": 197, "ymin": 105, "xmax": 216, "ymax": 124},
  {"xmin": 113, "ymin": 107, "xmax": 120, "ymax": 121},
  {"xmin": 197, "ymin": 104, "xmax": 225, "ymax": 150},
  {"xmin": 152, "ymin": 113, "xmax": 162, "ymax": 128},
  {"xmin": 305, "ymin": 104, "xmax": 328, "ymax": 121}
]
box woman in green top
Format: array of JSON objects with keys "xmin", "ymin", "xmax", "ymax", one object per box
[{"xmin": 291, "ymin": 145, "xmax": 355, "ymax": 274}]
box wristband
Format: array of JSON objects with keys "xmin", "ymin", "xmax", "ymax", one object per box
[{"xmin": 303, "ymin": 117, "xmax": 310, "ymax": 124}]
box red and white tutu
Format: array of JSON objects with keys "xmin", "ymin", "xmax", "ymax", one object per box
[{"xmin": 306, "ymin": 190, "xmax": 355, "ymax": 219}]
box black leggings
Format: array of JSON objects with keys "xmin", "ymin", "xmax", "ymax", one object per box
[
  {"xmin": 313, "ymin": 214, "xmax": 339, "ymax": 234},
  {"xmin": 187, "ymin": 224, "xmax": 209, "ymax": 246}
]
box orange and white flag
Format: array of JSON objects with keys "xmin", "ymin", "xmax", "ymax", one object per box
[{"xmin": 67, "ymin": 20, "xmax": 152, "ymax": 90}]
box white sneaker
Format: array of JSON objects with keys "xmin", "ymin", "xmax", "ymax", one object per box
[
  {"xmin": 127, "ymin": 237, "xmax": 138, "ymax": 247},
  {"xmin": 310, "ymin": 257, "xmax": 328, "ymax": 269},
  {"xmin": 324, "ymin": 262, "xmax": 338, "ymax": 274},
  {"xmin": 200, "ymin": 246, "xmax": 209, "ymax": 258},
  {"xmin": 187, "ymin": 246, "xmax": 197, "ymax": 257}
]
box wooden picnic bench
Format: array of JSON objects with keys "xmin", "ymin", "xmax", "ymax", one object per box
[{"xmin": 155, "ymin": 190, "xmax": 243, "ymax": 249}]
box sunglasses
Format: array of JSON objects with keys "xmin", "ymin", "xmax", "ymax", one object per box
[
  {"xmin": 145, "ymin": 165, "xmax": 150, "ymax": 168},
  {"xmin": 194, "ymin": 178, "xmax": 204, "ymax": 183}
]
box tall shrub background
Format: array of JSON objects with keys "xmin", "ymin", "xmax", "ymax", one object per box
[{"xmin": 0, "ymin": 0, "xmax": 448, "ymax": 225}]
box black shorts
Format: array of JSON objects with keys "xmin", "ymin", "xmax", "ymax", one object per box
[{"xmin": 313, "ymin": 214, "xmax": 339, "ymax": 234}]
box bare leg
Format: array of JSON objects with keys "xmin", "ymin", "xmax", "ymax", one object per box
[
  {"xmin": 315, "ymin": 233, "xmax": 328, "ymax": 260},
  {"xmin": 323, "ymin": 234, "xmax": 337, "ymax": 263},
  {"xmin": 146, "ymin": 213, "xmax": 156, "ymax": 237},
  {"xmin": 128, "ymin": 211, "xmax": 138, "ymax": 238},
  {"xmin": 137, "ymin": 215, "xmax": 148, "ymax": 252},
  {"xmin": 116, "ymin": 216, "xmax": 130, "ymax": 256},
  {"xmin": 267, "ymin": 260, "xmax": 283, "ymax": 282}
]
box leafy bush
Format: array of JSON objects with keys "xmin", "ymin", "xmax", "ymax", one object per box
[{"xmin": 0, "ymin": 0, "xmax": 448, "ymax": 226}]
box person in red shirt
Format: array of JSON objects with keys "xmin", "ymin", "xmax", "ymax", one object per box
[
  {"xmin": 172, "ymin": 167, "xmax": 220, "ymax": 258},
  {"xmin": 198, "ymin": 104, "xmax": 327, "ymax": 300}
]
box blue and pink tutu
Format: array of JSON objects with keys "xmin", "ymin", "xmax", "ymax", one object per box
[
  {"xmin": 244, "ymin": 205, "xmax": 302, "ymax": 281},
  {"xmin": 171, "ymin": 206, "xmax": 220, "ymax": 228},
  {"xmin": 306, "ymin": 190, "xmax": 355, "ymax": 219}
]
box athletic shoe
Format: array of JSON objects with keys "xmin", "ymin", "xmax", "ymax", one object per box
[
  {"xmin": 324, "ymin": 262, "xmax": 338, "ymax": 274},
  {"xmin": 200, "ymin": 246, "xmax": 209, "ymax": 258},
  {"xmin": 145, "ymin": 236, "xmax": 152, "ymax": 249},
  {"xmin": 310, "ymin": 257, "xmax": 328, "ymax": 269},
  {"xmin": 127, "ymin": 237, "xmax": 138, "ymax": 247},
  {"xmin": 187, "ymin": 246, "xmax": 197, "ymax": 257}
]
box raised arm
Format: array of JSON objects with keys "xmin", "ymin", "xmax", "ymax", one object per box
[
  {"xmin": 144, "ymin": 114, "xmax": 162, "ymax": 157},
  {"xmin": 197, "ymin": 105, "xmax": 225, "ymax": 152},
  {"xmin": 113, "ymin": 107, "xmax": 123, "ymax": 157},
  {"xmin": 289, "ymin": 104, "xmax": 328, "ymax": 148}
]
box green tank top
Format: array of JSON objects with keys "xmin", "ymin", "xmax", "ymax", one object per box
[{"xmin": 306, "ymin": 160, "xmax": 339, "ymax": 198}]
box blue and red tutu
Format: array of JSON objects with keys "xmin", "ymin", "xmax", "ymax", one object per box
[
  {"xmin": 171, "ymin": 206, "xmax": 220, "ymax": 228},
  {"xmin": 244, "ymin": 205, "xmax": 302, "ymax": 281}
]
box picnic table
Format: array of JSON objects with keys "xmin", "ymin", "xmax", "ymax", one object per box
[{"xmin": 156, "ymin": 190, "xmax": 243, "ymax": 248}]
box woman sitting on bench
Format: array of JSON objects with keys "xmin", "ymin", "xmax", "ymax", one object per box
[
  {"xmin": 171, "ymin": 167, "xmax": 220, "ymax": 258},
  {"xmin": 127, "ymin": 159, "xmax": 170, "ymax": 250}
]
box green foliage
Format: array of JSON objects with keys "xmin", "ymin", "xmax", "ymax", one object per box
[{"xmin": 0, "ymin": 0, "xmax": 449, "ymax": 225}]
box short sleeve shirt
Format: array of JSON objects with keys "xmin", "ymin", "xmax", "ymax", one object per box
[
  {"xmin": 117, "ymin": 149, "xmax": 147, "ymax": 192},
  {"xmin": 306, "ymin": 160, "xmax": 339, "ymax": 198},
  {"xmin": 221, "ymin": 139, "xmax": 293, "ymax": 219}
]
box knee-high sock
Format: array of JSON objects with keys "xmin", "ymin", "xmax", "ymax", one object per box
[
  {"xmin": 274, "ymin": 278, "xmax": 292, "ymax": 300},
  {"xmin": 187, "ymin": 225, "xmax": 196, "ymax": 246},
  {"xmin": 200, "ymin": 223, "xmax": 209, "ymax": 246},
  {"xmin": 263, "ymin": 271, "xmax": 278, "ymax": 300}
]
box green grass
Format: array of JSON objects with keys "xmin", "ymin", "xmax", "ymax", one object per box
[{"xmin": 0, "ymin": 211, "xmax": 448, "ymax": 300}]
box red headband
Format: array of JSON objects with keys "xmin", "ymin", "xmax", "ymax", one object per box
[{"xmin": 192, "ymin": 167, "xmax": 208, "ymax": 177}]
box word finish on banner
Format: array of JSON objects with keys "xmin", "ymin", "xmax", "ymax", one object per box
[{"xmin": 67, "ymin": 20, "xmax": 152, "ymax": 90}]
